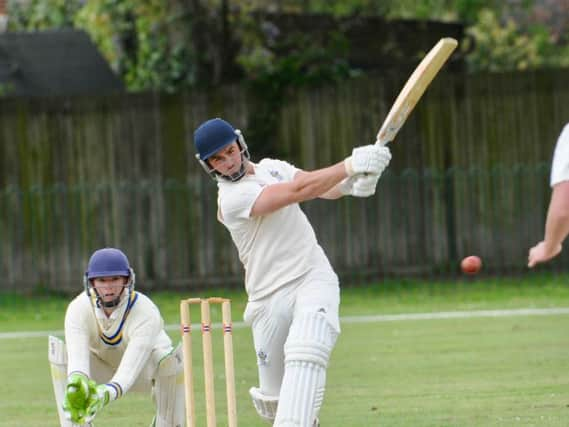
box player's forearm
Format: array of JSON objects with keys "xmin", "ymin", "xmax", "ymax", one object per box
[
  {"xmin": 110, "ymin": 339, "xmax": 153, "ymax": 398},
  {"xmin": 319, "ymin": 185, "xmax": 344, "ymax": 200},
  {"xmin": 292, "ymin": 162, "xmax": 347, "ymax": 202},
  {"xmin": 543, "ymin": 182, "xmax": 569, "ymax": 250},
  {"xmin": 64, "ymin": 308, "xmax": 93, "ymax": 376}
]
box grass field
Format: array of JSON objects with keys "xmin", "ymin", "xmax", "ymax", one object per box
[{"xmin": 1, "ymin": 273, "xmax": 568, "ymax": 426}]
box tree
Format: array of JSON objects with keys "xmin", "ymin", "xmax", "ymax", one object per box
[{"xmin": 6, "ymin": 0, "xmax": 569, "ymax": 92}]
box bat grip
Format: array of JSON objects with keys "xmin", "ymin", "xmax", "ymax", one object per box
[{"xmin": 375, "ymin": 138, "xmax": 389, "ymax": 147}]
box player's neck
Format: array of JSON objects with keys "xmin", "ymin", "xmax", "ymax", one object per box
[{"xmin": 246, "ymin": 162, "xmax": 255, "ymax": 175}]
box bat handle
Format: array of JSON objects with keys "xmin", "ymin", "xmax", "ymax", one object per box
[
  {"xmin": 375, "ymin": 129, "xmax": 391, "ymax": 146},
  {"xmin": 375, "ymin": 137, "xmax": 389, "ymax": 146}
]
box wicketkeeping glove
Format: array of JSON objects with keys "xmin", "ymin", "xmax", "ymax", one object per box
[
  {"xmin": 62, "ymin": 373, "xmax": 91, "ymax": 424},
  {"xmin": 85, "ymin": 383, "xmax": 111, "ymax": 423}
]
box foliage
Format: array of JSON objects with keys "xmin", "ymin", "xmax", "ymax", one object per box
[
  {"xmin": 7, "ymin": 0, "xmax": 81, "ymax": 29},
  {"xmin": 74, "ymin": 0, "xmax": 195, "ymax": 92},
  {"xmin": 238, "ymin": 29, "xmax": 353, "ymax": 85},
  {"xmin": 236, "ymin": 18, "xmax": 356, "ymax": 157},
  {"xmin": 5, "ymin": 0, "xmax": 569, "ymax": 92},
  {"xmin": 0, "ymin": 82, "xmax": 14, "ymax": 96},
  {"xmin": 466, "ymin": 8, "xmax": 569, "ymax": 72},
  {"xmin": 8, "ymin": 0, "xmax": 196, "ymax": 92},
  {"xmin": 466, "ymin": 9, "xmax": 540, "ymax": 72},
  {"xmin": 253, "ymin": 0, "xmax": 500, "ymax": 22}
]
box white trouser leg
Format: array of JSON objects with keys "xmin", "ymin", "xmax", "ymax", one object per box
[
  {"xmin": 244, "ymin": 297, "xmax": 292, "ymax": 423},
  {"xmin": 152, "ymin": 344, "xmax": 185, "ymax": 427}
]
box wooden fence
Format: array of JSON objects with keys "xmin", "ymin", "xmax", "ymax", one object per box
[{"xmin": 1, "ymin": 69, "xmax": 568, "ymax": 292}]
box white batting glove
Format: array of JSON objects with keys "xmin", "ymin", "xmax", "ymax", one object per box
[
  {"xmin": 338, "ymin": 174, "xmax": 381, "ymax": 197},
  {"xmin": 344, "ymin": 145, "xmax": 392, "ymax": 176},
  {"xmin": 352, "ymin": 174, "xmax": 380, "ymax": 197},
  {"xmin": 337, "ymin": 176, "xmax": 358, "ymax": 195}
]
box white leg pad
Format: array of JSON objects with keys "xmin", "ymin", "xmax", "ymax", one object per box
[
  {"xmin": 48, "ymin": 336, "xmax": 91, "ymax": 427},
  {"xmin": 274, "ymin": 312, "xmax": 338, "ymax": 427},
  {"xmin": 249, "ymin": 386, "xmax": 279, "ymax": 424},
  {"xmin": 152, "ymin": 343, "xmax": 185, "ymax": 427}
]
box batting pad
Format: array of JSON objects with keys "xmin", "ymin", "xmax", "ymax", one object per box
[
  {"xmin": 274, "ymin": 311, "xmax": 338, "ymax": 427},
  {"xmin": 249, "ymin": 386, "xmax": 279, "ymax": 424},
  {"xmin": 152, "ymin": 343, "xmax": 185, "ymax": 427}
]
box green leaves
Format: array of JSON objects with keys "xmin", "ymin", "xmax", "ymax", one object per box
[
  {"xmin": 6, "ymin": 0, "xmax": 569, "ymax": 91},
  {"xmin": 466, "ymin": 8, "xmax": 569, "ymax": 72}
]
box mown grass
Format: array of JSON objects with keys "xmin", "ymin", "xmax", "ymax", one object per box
[
  {"xmin": 2, "ymin": 272, "xmax": 568, "ymax": 331},
  {"xmin": 1, "ymin": 272, "xmax": 568, "ymax": 426}
]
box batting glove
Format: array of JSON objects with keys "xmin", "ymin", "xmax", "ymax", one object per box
[
  {"xmin": 344, "ymin": 145, "xmax": 392, "ymax": 176},
  {"xmin": 337, "ymin": 176, "xmax": 358, "ymax": 196},
  {"xmin": 352, "ymin": 173, "xmax": 380, "ymax": 197},
  {"xmin": 374, "ymin": 145, "xmax": 392, "ymax": 175}
]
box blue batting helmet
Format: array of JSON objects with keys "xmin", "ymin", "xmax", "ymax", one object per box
[
  {"xmin": 194, "ymin": 118, "xmax": 239, "ymax": 161},
  {"xmin": 86, "ymin": 248, "xmax": 131, "ymax": 279}
]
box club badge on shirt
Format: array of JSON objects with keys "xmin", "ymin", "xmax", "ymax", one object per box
[{"xmin": 269, "ymin": 170, "xmax": 284, "ymax": 181}]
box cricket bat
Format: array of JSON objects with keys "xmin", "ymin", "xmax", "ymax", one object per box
[{"xmin": 376, "ymin": 37, "xmax": 458, "ymax": 146}]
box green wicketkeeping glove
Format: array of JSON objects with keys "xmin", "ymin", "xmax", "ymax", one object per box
[
  {"xmin": 85, "ymin": 383, "xmax": 111, "ymax": 423},
  {"xmin": 62, "ymin": 373, "xmax": 91, "ymax": 424}
]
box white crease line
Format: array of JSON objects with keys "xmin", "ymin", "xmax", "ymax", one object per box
[
  {"xmin": 2, "ymin": 307, "xmax": 569, "ymax": 340},
  {"xmin": 339, "ymin": 307, "xmax": 569, "ymax": 323}
]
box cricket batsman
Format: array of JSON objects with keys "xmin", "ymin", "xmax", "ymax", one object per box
[
  {"xmin": 528, "ymin": 123, "xmax": 569, "ymax": 267},
  {"xmin": 48, "ymin": 248, "xmax": 185, "ymax": 426},
  {"xmin": 193, "ymin": 118, "xmax": 392, "ymax": 426}
]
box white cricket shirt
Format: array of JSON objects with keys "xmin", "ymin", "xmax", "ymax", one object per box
[
  {"xmin": 551, "ymin": 123, "xmax": 569, "ymax": 186},
  {"xmin": 64, "ymin": 290, "xmax": 172, "ymax": 398},
  {"xmin": 217, "ymin": 159, "xmax": 336, "ymax": 301}
]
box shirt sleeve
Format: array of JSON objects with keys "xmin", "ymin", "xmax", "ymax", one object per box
[
  {"xmin": 64, "ymin": 296, "xmax": 93, "ymax": 377},
  {"xmin": 108, "ymin": 301, "xmax": 163, "ymax": 397},
  {"xmin": 551, "ymin": 123, "xmax": 569, "ymax": 186},
  {"xmin": 259, "ymin": 158, "xmax": 300, "ymax": 181},
  {"xmin": 220, "ymin": 181, "xmax": 265, "ymax": 222},
  {"xmin": 219, "ymin": 159, "xmax": 300, "ymax": 224}
]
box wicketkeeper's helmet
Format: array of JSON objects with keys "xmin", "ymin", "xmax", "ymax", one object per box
[
  {"xmin": 194, "ymin": 118, "xmax": 250, "ymax": 181},
  {"xmin": 86, "ymin": 248, "xmax": 131, "ymax": 279},
  {"xmin": 84, "ymin": 248, "xmax": 135, "ymax": 309}
]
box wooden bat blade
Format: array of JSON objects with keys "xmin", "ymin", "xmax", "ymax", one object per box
[{"xmin": 376, "ymin": 37, "xmax": 458, "ymax": 145}]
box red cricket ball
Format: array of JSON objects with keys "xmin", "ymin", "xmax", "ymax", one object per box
[{"xmin": 461, "ymin": 255, "xmax": 482, "ymax": 274}]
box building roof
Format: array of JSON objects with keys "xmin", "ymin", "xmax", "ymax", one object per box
[{"xmin": 0, "ymin": 29, "xmax": 124, "ymax": 97}]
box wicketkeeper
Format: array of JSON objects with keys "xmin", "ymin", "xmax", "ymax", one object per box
[
  {"xmin": 48, "ymin": 248, "xmax": 185, "ymax": 426},
  {"xmin": 193, "ymin": 118, "xmax": 391, "ymax": 426}
]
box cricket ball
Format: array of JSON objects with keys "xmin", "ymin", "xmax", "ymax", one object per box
[{"xmin": 461, "ymin": 255, "xmax": 482, "ymax": 274}]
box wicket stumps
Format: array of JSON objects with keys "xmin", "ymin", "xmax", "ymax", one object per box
[{"xmin": 180, "ymin": 297, "xmax": 237, "ymax": 427}]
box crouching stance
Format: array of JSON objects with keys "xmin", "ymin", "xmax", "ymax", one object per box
[
  {"xmin": 194, "ymin": 118, "xmax": 392, "ymax": 426},
  {"xmin": 48, "ymin": 248, "xmax": 185, "ymax": 426}
]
